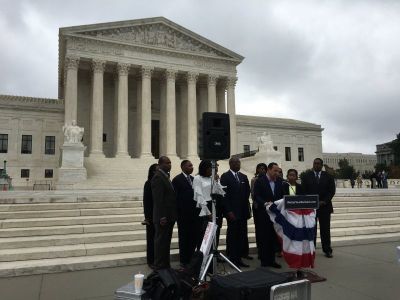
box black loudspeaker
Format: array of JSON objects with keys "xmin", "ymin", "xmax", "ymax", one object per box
[{"xmin": 199, "ymin": 112, "xmax": 230, "ymax": 160}]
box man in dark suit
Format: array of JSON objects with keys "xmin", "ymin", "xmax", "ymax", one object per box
[
  {"xmin": 151, "ymin": 156, "xmax": 177, "ymax": 269},
  {"xmin": 301, "ymin": 158, "xmax": 336, "ymax": 258},
  {"xmin": 220, "ymin": 157, "xmax": 251, "ymax": 268},
  {"xmin": 172, "ymin": 160, "xmax": 201, "ymax": 267},
  {"xmin": 253, "ymin": 162, "xmax": 283, "ymax": 268}
]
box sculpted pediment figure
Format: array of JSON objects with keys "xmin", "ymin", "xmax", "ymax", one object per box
[{"xmin": 64, "ymin": 18, "xmax": 243, "ymax": 60}]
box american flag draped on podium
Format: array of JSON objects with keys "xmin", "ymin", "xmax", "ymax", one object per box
[{"xmin": 267, "ymin": 199, "xmax": 316, "ymax": 268}]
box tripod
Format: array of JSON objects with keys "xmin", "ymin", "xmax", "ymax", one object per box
[{"xmin": 199, "ymin": 160, "xmax": 241, "ymax": 282}]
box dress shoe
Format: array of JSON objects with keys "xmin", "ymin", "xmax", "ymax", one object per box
[
  {"xmin": 236, "ymin": 260, "xmax": 250, "ymax": 268},
  {"xmin": 324, "ymin": 252, "xmax": 333, "ymax": 258},
  {"xmin": 242, "ymin": 255, "xmax": 254, "ymax": 260}
]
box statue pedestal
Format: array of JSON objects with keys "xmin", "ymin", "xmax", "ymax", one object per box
[{"xmin": 57, "ymin": 142, "xmax": 87, "ymax": 190}]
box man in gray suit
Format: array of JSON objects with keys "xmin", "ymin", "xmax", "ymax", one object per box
[{"xmin": 151, "ymin": 156, "xmax": 177, "ymax": 269}]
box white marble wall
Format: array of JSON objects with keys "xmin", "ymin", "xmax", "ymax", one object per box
[
  {"xmin": 0, "ymin": 108, "xmax": 63, "ymax": 187},
  {"xmin": 236, "ymin": 116, "xmax": 323, "ymax": 174}
]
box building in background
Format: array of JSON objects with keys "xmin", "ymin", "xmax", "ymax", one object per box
[
  {"xmin": 376, "ymin": 141, "xmax": 395, "ymax": 166},
  {"xmin": 323, "ymin": 152, "xmax": 377, "ymax": 174}
]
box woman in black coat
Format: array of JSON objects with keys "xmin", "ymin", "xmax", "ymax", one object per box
[{"xmin": 142, "ymin": 163, "xmax": 158, "ymax": 269}]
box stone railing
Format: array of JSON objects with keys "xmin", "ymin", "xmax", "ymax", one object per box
[{"xmin": 336, "ymin": 179, "xmax": 400, "ymax": 189}]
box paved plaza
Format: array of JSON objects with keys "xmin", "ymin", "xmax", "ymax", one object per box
[{"xmin": 0, "ymin": 241, "xmax": 399, "ymax": 300}]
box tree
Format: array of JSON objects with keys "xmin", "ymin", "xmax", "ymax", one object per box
[
  {"xmin": 336, "ymin": 158, "xmax": 356, "ymax": 179},
  {"xmin": 375, "ymin": 163, "xmax": 389, "ymax": 172},
  {"xmin": 390, "ymin": 133, "xmax": 400, "ymax": 166}
]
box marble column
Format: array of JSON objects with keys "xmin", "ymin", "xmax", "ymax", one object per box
[
  {"xmin": 64, "ymin": 56, "xmax": 79, "ymax": 126},
  {"xmin": 115, "ymin": 63, "xmax": 130, "ymax": 158},
  {"xmin": 165, "ymin": 69, "xmax": 177, "ymax": 157},
  {"xmin": 159, "ymin": 79, "xmax": 167, "ymax": 156},
  {"xmin": 197, "ymin": 84, "xmax": 207, "ymax": 121},
  {"xmin": 227, "ymin": 77, "xmax": 237, "ymax": 156},
  {"xmin": 89, "ymin": 59, "xmax": 106, "ymax": 157},
  {"xmin": 179, "ymin": 82, "xmax": 188, "ymax": 158},
  {"xmin": 187, "ymin": 72, "xmax": 198, "ymax": 159},
  {"xmin": 139, "ymin": 66, "xmax": 153, "ymax": 158},
  {"xmin": 217, "ymin": 82, "xmax": 226, "ymax": 113},
  {"xmin": 207, "ymin": 74, "xmax": 217, "ymax": 112}
]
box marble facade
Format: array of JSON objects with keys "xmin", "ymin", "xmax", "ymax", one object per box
[{"xmin": 0, "ymin": 17, "xmax": 324, "ymax": 188}]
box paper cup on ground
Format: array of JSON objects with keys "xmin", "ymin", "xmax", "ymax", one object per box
[{"xmin": 134, "ymin": 273, "xmax": 144, "ymax": 294}]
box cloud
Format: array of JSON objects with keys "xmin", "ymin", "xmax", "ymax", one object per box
[{"xmin": 0, "ymin": 0, "xmax": 399, "ymax": 154}]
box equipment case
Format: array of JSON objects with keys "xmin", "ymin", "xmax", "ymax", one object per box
[{"xmin": 209, "ymin": 268, "xmax": 288, "ymax": 300}]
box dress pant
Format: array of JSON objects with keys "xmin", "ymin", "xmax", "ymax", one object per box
[
  {"xmin": 252, "ymin": 204, "xmax": 260, "ymax": 258},
  {"xmin": 177, "ymin": 217, "xmax": 202, "ymax": 265},
  {"xmin": 255, "ymin": 208, "xmax": 277, "ymax": 266},
  {"xmin": 226, "ymin": 219, "xmax": 247, "ymax": 264},
  {"xmin": 154, "ymin": 221, "xmax": 175, "ymax": 269},
  {"xmin": 146, "ymin": 223, "xmax": 155, "ymax": 265},
  {"xmin": 314, "ymin": 213, "xmax": 332, "ymax": 254},
  {"xmin": 241, "ymin": 219, "xmax": 250, "ymax": 258}
]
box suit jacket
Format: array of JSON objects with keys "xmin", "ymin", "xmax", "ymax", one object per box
[
  {"xmin": 143, "ymin": 180, "xmax": 153, "ymax": 220},
  {"xmin": 172, "ymin": 173, "xmax": 200, "ymax": 221},
  {"xmin": 220, "ymin": 171, "xmax": 251, "ymax": 220},
  {"xmin": 301, "ymin": 170, "xmax": 336, "ymax": 214},
  {"xmin": 282, "ymin": 182, "xmax": 304, "ymax": 196},
  {"xmin": 151, "ymin": 170, "xmax": 177, "ymax": 224},
  {"xmin": 253, "ymin": 174, "xmax": 284, "ymax": 209}
]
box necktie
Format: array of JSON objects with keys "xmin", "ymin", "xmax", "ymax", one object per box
[
  {"xmin": 186, "ymin": 175, "xmax": 192, "ymax": 186},
  {"xmin": 315, "ymin": 172, "xmax": 320, "ymax": 184},
  {"xmin": 235, "ymin": 172, "xmax": 240, "ymax": 183}
]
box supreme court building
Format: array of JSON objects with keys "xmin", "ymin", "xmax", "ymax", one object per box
[{"xmin": 0, "ymin": 17, "xmax": 323, "ymax": 188}]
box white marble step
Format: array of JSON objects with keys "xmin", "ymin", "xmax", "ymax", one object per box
[
  {"xmin": 0, "ymin": 201, "xmax": 139, "ymax": 212},
  {"xmin": 0, "ymin": 207, "xmax": 141, "ymax": 220},
  {"xmin": 1, "ymin": 199, "xmax": 399, "ymax": 213},
  {"xmin": 1, "ymin": 231, "xmax": 400, "ymax": 278},
  {"xmin": 334, "ymin": 205, "xmax": 400, "ymax": 214},
  {"xmin": 0, "ymin": 194, "xmax": 141, "ymax": 205},
  {"xmin": 2, "ymin": 203, "xmax": 398, "ymax": 221},
  {"xmin": 0, "ymin": 222, "xmax": 143, "ymax": 238},
  {"xmin": 1, "ymin": 214, "xmax": 140, "ymax": 228},
  {"xmin": 0, "ymin": 250, "xmax": 153, "ymax": 277},
  {"xmin": 0, "ymin": 235, "xmax": 243, "ymax": 262},
  {"xmin": 333, "ymin": 195, "xmax": 400, "ymax": 202},
  {"xmin": 331, "ymin": 210, "xmax": 400, "ymax": 220},
  {"xmin": 2, "ymin": 219, "xmax": 399, "ymax": 251},
  {"xmin": 334, "ymin": 200, "xmax": 400, "ymax": 207},
  {"xmin": 2, "ymin": 208, "xmax": 399, "ymax": 229},
  {"xmin": 4, "ymin": 214, "xmax": 400, "ymax": 239},
  {"xmin": 331, "ymin": 216, "xmax": 400, "ymax": 228}
]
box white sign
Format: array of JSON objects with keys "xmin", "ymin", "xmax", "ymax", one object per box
[{"xmin": 199, "ymin": 222, "xmax": 218, "ymax": 276}]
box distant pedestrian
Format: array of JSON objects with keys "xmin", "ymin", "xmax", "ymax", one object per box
[
  {"xmin": 377, "ymin": 172, "xmax": 383, "ymax": 188},
  {"xmin": 350, "ymin": 177, "xmax": 355, "ymax": 189},
  {"xmin": 382, "ymin": 171, "xmax": 388, "ymax": 189},
  {"xmin": 356, "ymin": 175, "xmax": 363, "ymax": 188}
]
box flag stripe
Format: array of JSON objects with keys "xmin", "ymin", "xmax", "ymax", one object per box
[
  {"xmin": 268, "ymin": 199, "xmax": 316, "ymax": 269},
  {"xmin": 269, "ymin": 204, "xmax": 315, "ymax": 242}
]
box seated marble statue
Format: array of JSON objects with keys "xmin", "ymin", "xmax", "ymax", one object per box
[
  {"xmin": 258, "ymin": 132, "xmax": 275, "ymax": 152},
  {"xmin": 63, "ymin": 120, "xmax": 84, "ymax": 144}
]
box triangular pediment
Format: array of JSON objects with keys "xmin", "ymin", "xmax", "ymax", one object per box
[{"xmin": 61, "ymin": 17, "xmax": 244, "ymax": 61}]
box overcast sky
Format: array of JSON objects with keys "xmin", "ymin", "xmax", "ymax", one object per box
[{"xmin": 1, "ymin": 0, "xmax": 399, "ymax": 154}]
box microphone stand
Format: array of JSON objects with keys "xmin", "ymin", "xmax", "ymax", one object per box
[{"xmin": 199, "ymin": 160, "xmax": 241, "ymax": 282}]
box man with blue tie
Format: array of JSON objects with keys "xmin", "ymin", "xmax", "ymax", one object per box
[
  {"xmin": 220, "ymin": 157, "xmax": 251, "ymax": 268},
  {"xmin": 253, "ymin": 162, "xmax": 283, "ymax": 268},
  {"xmin": 172, "ymin": 160, "xmax": 201, "ymax": 267}
]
